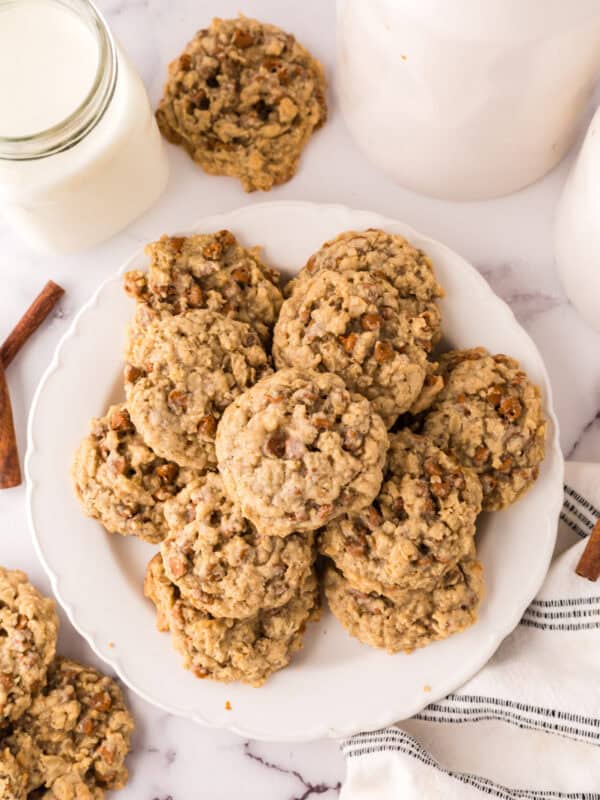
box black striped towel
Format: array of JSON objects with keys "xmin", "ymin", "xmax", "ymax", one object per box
[{"xmin": 340, "ymin": 462, "xmax": 600, "ymax": 799}]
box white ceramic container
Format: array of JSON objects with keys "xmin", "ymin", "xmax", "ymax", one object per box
[
  {"xmin": 337, "ymin": 0, "xmax": 600, "ymax": 200},
  {"xmin": 555, "ymin": 105, "xmax": 600, "ymax": 333}
]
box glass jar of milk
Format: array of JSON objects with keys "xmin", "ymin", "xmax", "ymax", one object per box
[
  {"xmin": 555, "ymin": 106, "xmax": 600, "ymax": 334},
  {"xmin": 0, "ymin": 0, "xmax": 168, "ymax": 254}
]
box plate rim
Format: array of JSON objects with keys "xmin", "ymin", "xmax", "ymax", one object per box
[{"xmin": 25, "ymin": 200, "xmax": 564, "ymax": 741}]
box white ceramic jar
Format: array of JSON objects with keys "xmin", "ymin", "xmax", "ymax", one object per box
[
  {"xmin": 555, "ymin": 105, "xmax": 600, "ymax": 333},
  {"xmin": 0, "ymin": 0, "xmax": 168, "ymax": 254},
  {"xmin": 337, "ymin": 0, "xmax": 600, "ymax": 201}
]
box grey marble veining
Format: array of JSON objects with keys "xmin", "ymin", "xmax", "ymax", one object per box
[{"xmin": 1, "ymin": 0, "xmax": 600, "ymax": 797}]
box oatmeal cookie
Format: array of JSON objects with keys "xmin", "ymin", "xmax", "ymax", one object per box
[
  {"xmin": 124, "ymin": 230, "xmax": 283, "ymax": 346},
  {"xmin": 126, "ymin": 310, "xmax": 271, "ymax": 470},
  {"xmin": 155, "ymin": 15, "xmax": 327, "ymax": 192},
  {"xmin": 161, "ymin": 472, "xmax": 315, "ymax": 618},
  {"xmin": 0, "ymin": 568, "xmax": 58, "ymax": 723},
  {"xmin": 215, "ymin": 368, "xmax": 389, "ymax": 536},
  {"xmin": 72, "ymin": 404, "xmax": 201, "ymax": 544},
  {"xmin": 4, "ymin": 657, "xmax": 133, "ymax": 799},
  {"xmin": 324, "ymin": 558, "xmax": 483, "ymax": 653},
  {"xmin": 423, "ymin": 348, "xmax": 546, "ymax": 510},
  {"xmin": 0, "ymin": 749, "xmax": 27, "ymax": 800},
  {"xmin": 273, "ymin": 270, "xmax": 440, "ymax": 427},
  {"xmin": 319, "ymin": 430, "xmax": 482, "ymax": 597},
  {"xmin": 287, "ymin": 229, "xmax": 443, "ymax": 347},
  {"xmin": 144, "ymin": 554, "xmax": 319, "ymax": 686}
]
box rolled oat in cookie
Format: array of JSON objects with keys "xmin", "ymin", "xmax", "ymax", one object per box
[
  {"xmin": 319, "ymin": 430, "xmax": 482, "ymax": 598},
  {"xmin": 161, "ymin": 472, "xmax": 315, "ymax": 619},
  {"xmin": 423, "ymin": 348, "xmax": 546, "ymax": 511},
  {"xmin": 286, "ymin": 229, "xmax": 443, "ymax": 349},
  {"xmin": 155, "ymin": 15, "xmax": 327, "ymax": 192},
  {"xmin": 215, "ymin": 368, "xmax": 389, "ymax": 536},
  {"xmin": 72, "ymin": 404, "xmax": 201, "ymax": 544},
  {"xmin": 126, "ymin": 310, "xmax": 272, "ymax": 470},
  {"xmin": 4, "ymin": 657, "xmax": 134, "ymax": 799},
  {"xmin": 124, "ymin": 230, "xmax": 283, "ymax": 346},
  {"xmin": 144, "ymin": 554, "xmax": 320, "ymax": 687},
  {"xmin": 273, "ymin": 269, "xmax": 440, "ymax": 427},
  {"xmin": 0, "ymin": 748, "xmax": 27, "ymax": 800},
  {"xmin": 324, "ymin": 558, "xmax": 484, "ymax": 653},
  {"xmin": 0, "ymin": 567, "xmax": 58, "ymax": 723}
]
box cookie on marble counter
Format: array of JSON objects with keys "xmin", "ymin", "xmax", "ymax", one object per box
[
  {"xmin": 155, "ymin": 15, "xmax": 327, "ymax": 192},
  {"xmin": 215, "ymin": 368, "xmax": 389, "ymax": 536},
  {"xmin": 423, "ymin": 348, "xmax": 546, "ymax": 510},
  {"xmin": 72, "ymin": 404, "xmax": 201, "ymax": 544},
  {"xmin": 124, "ymin": 230, "xmax": 283, "ymax": 346},
  {"xmin": 3, "ymin": 657, "xmax": 134, "ymax": 799},
  {"xmin": 126, "ymin": 310, "xmax": 271, "ymax": 470},
  {"xmin": 161, "ymin": 472, "xmax": 315, "ymax": 619},
  {"xmin": 0, "ymin": 567, "xmax": 58, "ymax": 723},
  {"xmin": 286, "ymin": 228, "xmax": 443, "ymax": 350},
  {"xmin": 324, "ymin": 558, "xmax": 483, "ymax": 654},
  {"xmin": 144, "ymin": 554, "xmax": 319, "ymax": 687},
  {"xmin": 273, "ymin": 270, "xmax": 441, "ymax": 427},
  {"xmin": 319, "ymin": 430, "xmax": 482, "ymax": 597}
]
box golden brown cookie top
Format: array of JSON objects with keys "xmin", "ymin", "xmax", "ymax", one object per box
[
  {"xmin": 155, "ymin": 16, "xmax": 327, "ymax": 191},
  {"xmin": 0, "ymin": 567, "xmax": 58, "ymax": 723},
  {"xmin": 124, "ymin": 230, "xmax": 283, "ymax": 346},
  {"xmin": 424, "ymin": 348, "xmax": 546, "ymax": 510},
  {"xmin": 161, "ymin": 472, "xmax": 314, "ymax": 619},
  {"xmin": 72, "ymin": 404, "xmax": 201, "ymax": 543},
  {"xmin": 215, "ymin": 368, "xmax": 389, "ymax": 536},
  {"xmin": 320, "ymin": 430, "xmax": 482, "ymax": 597}
]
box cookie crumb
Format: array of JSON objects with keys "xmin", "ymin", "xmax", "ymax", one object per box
[
  {"xmin": 108, "ymin": 642, "xmax": 115, "ymax": 648},
  {"xmin": 423, "ymin": 684, "xmax": 431, "ymax": 693},
  {"xmin": 225, "ymin": 700, "xmax": 232, "ymax": 711}
]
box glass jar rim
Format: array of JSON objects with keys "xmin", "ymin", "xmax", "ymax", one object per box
[{"xmin": 0, "ymin": 0, "xmax": 118, "ymax": 161}]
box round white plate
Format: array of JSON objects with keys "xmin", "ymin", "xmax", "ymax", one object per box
[{"xmin": 27, "ymin": 202, "xmax": 563, "ymax": 742}]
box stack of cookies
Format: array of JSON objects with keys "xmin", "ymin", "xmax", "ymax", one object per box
[
  {"xmin": 72, "ymin": 226, "xmax": 547, "ymax": 685},
  {"xmin": 0, "ymin": 567, "xmax": 133, "ymax": 798}
]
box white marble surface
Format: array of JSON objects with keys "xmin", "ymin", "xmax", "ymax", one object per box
[{"xmin": 2, "ymin": 0, "xmax": 600, "ymax": 797}]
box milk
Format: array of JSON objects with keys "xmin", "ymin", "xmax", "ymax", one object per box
[
  {"xmin": 0, "ymin": 0, "xmax": 168, "ymax": 254},
  {"xmin": 0, "ymin": 1, "xmax": 99, "ymax": 138},
  {"xmin": 555, "ymin": 106, "xmax": 600, "ymax": 333},
  {"xmin": 337, "ymin": 0, "xmax": 600, "ymax": 200}
]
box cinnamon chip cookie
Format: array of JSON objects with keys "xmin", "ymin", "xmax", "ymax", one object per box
[
  {"xmin": 215, "ymin": 368, "xmax": 389, "ymax": 536},
  {"xmin": 4, "ymin": 657, "xmax": 134, "ymax": 799},
  {"xmin": 124, "ymin": 230, "xmax": 283, "ymax": 346},
  {"xmin": 273, "ymin": 270, "xmax": 441, "ymax": 427},
  {"xmin": 287, "ymin": 229, "xmax": 443, "ymax": 349},
  {"xmin": 144, "ymin": 554, "xmax": 319, "ymax": 686},
  {"xmin": 126, "ymin": 310, "xmax": 271, "ymax": 470},
  {"xmin": 324, "ymin": 558, "xmax": 483, "ymax": 653},
  {"xmin": 0, "ymin": 749, "xmax": 27, "ymax": 800},
  {"xmin": 319, "ymin": 431, "xmax": 482, "ymax": 597},
  {"xmin": 72, "ymin": 404, "xmax": 200, "ymax": 544},
  {"xmin": 423, "ymin": 348, "xmax": 546, "ymax": 510},
  {"xmin": 0, "ymin": 568, "xmax": 58, "ymax": 723},
  {"xmin": 155, "ymin": 15, "xmax": 327, "ymax": 192},
  {"xmin": 161, "ymin": 472, "xmax": 315, "ymax": 619}
]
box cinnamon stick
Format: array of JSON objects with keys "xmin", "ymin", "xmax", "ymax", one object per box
[
  {"xmin": 575, "ymin": 520, "xmax": 600, "ymax": 581},
  {"xmin": 0, "ymin": 361, "xmax": 21, "ymax": 488},
  {"xmin": 1, "ymin": 280, "xmax": 64, "ymax": 369}
]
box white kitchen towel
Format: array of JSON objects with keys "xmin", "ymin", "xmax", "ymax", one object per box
[{"xmin": 340, "ymin": 461, "xmax": 600, "ymax": 799}]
